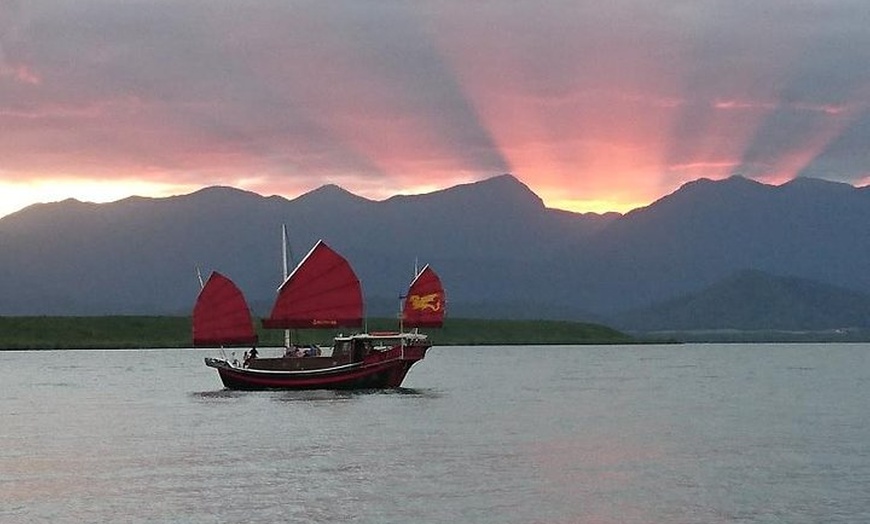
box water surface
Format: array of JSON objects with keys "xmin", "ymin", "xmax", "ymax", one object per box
[{"xmin": 2, "ymin": 344, "xmax": 869, "ymax": 523}]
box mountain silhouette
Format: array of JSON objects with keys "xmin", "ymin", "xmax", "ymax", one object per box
[
  {"xmin": 558, "ymin": 175, "xmax": 870, "ymax": 313},
  {"xmin": 2, "ymin": 174, "xmax": 870, "ymax": 332},
  {"xmin": 0, "ymin": 175, "xmax": 611, "ymax": 317}
]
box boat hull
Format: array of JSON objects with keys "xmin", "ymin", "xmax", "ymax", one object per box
[{"xmin": 204, "ymin": 345, "xmax": 428, "ymax": 391}]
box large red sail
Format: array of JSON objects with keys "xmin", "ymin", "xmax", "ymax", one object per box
[
  {"xmin": 263, "ymin": 240, "xmax": 363, "ymax": 329},
  {"xmin": 193, "ymin": 271, "xmax": 258, "ymax": 347},
  {"xmin": 402, "ymin": 265, "xmax": 445, "ymax": 328}
]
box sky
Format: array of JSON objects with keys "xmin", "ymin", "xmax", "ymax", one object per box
[{"xmin": 2, "ymin": 1, "xmax": 870, "ymax": 219}]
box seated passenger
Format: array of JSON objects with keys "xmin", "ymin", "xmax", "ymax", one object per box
[{"xmin": 244, "ymin": 347, "xmax": 258, "ymax": 367}]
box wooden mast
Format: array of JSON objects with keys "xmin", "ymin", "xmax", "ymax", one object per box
[{"xmin": 282, "ymin": 224, "xmax": 291, "ymax": 349}]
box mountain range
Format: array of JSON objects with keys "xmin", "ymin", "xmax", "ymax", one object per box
[{"xmin": 2, "ymin": 174, "xmax": 870, "ymax": 333}]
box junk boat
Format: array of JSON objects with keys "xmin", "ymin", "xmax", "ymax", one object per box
[{"xmin": 193, "ymin": 239, "xmax": 445, "ymax": 390}]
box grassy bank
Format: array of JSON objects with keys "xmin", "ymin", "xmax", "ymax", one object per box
[{"xmin": 0, "ymin": 316, "xmax": 634, "ymax": 350}]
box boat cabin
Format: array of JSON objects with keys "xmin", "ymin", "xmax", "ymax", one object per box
[{"xmin": 244, "ymin": 332, "xmax": 429, "ymax": 372}]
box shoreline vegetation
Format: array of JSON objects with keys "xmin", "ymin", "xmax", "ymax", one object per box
[
  {"xmin": 0, "ymin": 316, "xmax": 637, "ymax": 350},
  {"xmin": 4, "ymin": 317, "xmax": 865, "ymax": 350}
]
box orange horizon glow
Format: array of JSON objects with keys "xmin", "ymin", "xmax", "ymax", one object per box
[
  {"xmin": 6, "ymin": 163, "xmax": 869, "ymax": 222},
  {"xmin": 0, "ymin": 179, "xmax": 201, "ymax": 219}
]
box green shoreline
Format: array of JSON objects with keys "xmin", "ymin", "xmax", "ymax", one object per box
[{"xmin": 0, "ymin": 316, "xmax": 636, "ymax": 350}]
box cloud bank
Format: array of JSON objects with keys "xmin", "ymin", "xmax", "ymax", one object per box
[{"xmin": 2, "ymin": 1, "xmax": 869, "ymax": 216}]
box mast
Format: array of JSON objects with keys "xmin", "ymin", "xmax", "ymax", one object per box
[{"xmin": 282, "ymin": 224, "xmax": 291, "ymax": 348}]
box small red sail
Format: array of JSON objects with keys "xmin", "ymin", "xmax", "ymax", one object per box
[
  {"xmin": 193, "ymin": 272, "xmax": 258, "ymax": 347},
  {"xmin": 403, "ymin": 265, "xmax": 445, "ymax": 328},
  {"xmin": 263, "ymin": 240, "xmax": 363, "ymax": 329}
]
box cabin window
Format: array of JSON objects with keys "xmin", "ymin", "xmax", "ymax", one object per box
[{"xmin": 335, "ymin": 341, "xmax": 351, "ymax": 355}]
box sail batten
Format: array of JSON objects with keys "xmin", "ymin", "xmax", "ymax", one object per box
[
  {"xmin": 402, "ymin": 265, "xmax": 445, "ymax": 328},
  {"xmin": 193, "ymin": 272, "xmax": 258, "ymax": 347},
  {"xmin": 263, "ymin": 240, "xmax": 363, "ymax": 329}
]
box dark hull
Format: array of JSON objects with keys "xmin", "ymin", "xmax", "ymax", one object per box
[{"xmin": 205, "ymin": 345, "xmax": 428, "ymax": 391}]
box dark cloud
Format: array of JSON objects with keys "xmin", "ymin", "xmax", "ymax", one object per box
[{"xmin": 2, "ymin": 2, "xmax": 509, "ymax": 184}]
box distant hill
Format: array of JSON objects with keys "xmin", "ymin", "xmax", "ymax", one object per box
[
  {"xmin": 612, "ymin": 269, "xmax": 870, "ymax": 331},
  {"xmin": 558, "ymin": 175, "xmax": 870, "ymax": 313}
]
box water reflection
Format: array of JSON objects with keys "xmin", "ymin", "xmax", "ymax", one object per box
[
  {"xmin": 190, "ymin": 389, "xmax": 251, "ymax": 400},
  {"xmin": 271, "ymin": 386, "xmax": 440, "ymax": 402},
  {"xmin": 191, "ymin": 386, "xmax": 441, "ymax": 405}
]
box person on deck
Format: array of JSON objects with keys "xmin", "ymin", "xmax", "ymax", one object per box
[{"xmin": 244, "ymin": 347, "xmax": 259, "ymax": 367}]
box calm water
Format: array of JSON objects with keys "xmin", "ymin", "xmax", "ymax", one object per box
[{"xmin": 2, "ymin": 344, "xmax": 869, "ymax": 523}]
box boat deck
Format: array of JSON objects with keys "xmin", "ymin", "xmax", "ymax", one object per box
[{"xmin": 248, "ymin": 355, "xmax": 351, "ymax": 372}]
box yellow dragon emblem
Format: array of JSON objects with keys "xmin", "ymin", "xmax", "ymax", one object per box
[{"xmin": 409, "ymin": 293, "xmax": 442, "ymax": 312}]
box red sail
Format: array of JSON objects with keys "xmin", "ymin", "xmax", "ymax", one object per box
[
  {"xmin": 193, "ymin": 272, "xmax": 258, "ymax": 347},
  {"xmin": 402, "ymin": 265, "xmax": 445, "ymax": 328},
  {"xmin": 263, "ymin": 240, "xmax": 363, "ymax": 329}
]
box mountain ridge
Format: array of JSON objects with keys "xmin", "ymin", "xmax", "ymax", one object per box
[
  {"xmin": 0, "ymin": 174, "xmax": 614, "ymax": 317},
  {"xmin": 566, "ymin": 173, "xmax": 870, "ymax": 313},
  {"xmin": 2, "ymin": 174, "xmax": 870, "ymax": 332}
]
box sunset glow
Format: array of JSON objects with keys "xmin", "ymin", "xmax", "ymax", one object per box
[
  {"xmin": 2, "ymin": 2, "xmax": 869, "ymax": 218},
  {"xmin": 0, "ymin": 179, "xmax": 198, "ymax": 219}
]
